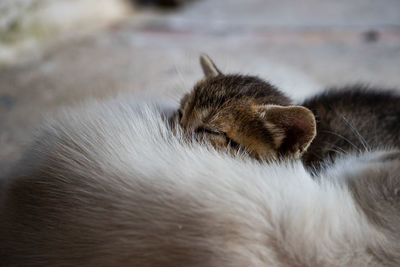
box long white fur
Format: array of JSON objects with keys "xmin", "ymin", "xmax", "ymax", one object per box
[{"xmin": 0, "ymin": 97, "xmax": 396, "ymax": 266}]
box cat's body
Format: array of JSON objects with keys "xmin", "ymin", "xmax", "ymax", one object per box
[
  {"xmin": 1, "ymin": 100, "xmax": 400, "ymax": 266},
  {"xmin": 302, "ymin": 86, "xmax": 400, "ymax": 172}
]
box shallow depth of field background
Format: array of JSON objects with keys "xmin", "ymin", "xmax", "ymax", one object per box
[{"xmin": 0, "ymin": 0, "xmax": 400, "ymax": 170}]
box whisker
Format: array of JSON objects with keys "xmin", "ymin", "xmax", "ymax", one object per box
[
  {"xmin": 340, "ymin": 115, "xmax": 371, "ymax": 152},
  {"xmin": 319, "ymin": 141, "xmax": 351, "ymax": 162},
  {"xmin": 332, "ymin": 144, "xmax": 348, "ymax": 154},
  {"xmin": 320, "ymin": 130, "xmax": 361, "ymax": 153},
  {"xmin": 308, "ymin": 150, "xmax": 326, "ymax": 162},
  {"xmin": 325, "ymin": 148, "xmax": 345, "ymax": 157}
]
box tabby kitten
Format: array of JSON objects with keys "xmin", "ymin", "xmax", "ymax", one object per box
[
  {"xmin": 179, "ymin": 55, "xmax": 400, "ymax": 171},
  {"xmin": 176, "ymin": 55, "xmax": 316, "ymax": 161}
]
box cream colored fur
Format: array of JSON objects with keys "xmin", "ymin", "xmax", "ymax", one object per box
[{"xmin": 0, "ymin": 97, "xmax": 399, "ymax": 266}]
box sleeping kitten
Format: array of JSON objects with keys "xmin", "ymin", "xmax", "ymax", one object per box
[
  {"xmin": 1, "ymin": 101, "xmax": 399, "ymax": 266},
  {"xmin": 176, "ymin": 55, "xmax": 316, "ymax": 161},
  {"xmin": 178, "ymin": 55, "xmax": 400, "ymax": 171}
]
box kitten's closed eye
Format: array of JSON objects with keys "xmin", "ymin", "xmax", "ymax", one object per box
[
  {"xmin": 195, "ymin": 127, "xmax": 241, "ymax": 150},
  {"xmin": 194, "ymin": 127, "xmax": 220, "ymax": 135}
]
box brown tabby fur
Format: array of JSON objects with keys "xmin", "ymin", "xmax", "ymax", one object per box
[{"xmin": 176, "ymin": 55, "xmax": 316, "ymax": 161}]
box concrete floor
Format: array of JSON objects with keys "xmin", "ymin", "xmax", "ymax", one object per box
[{"xmin": 1, "ymin": 0, "xmax": 400, "ymax": 170}]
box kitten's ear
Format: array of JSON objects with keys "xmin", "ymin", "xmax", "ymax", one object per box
[
  {"xmin": 200, "ymin": 54, "xmax": 222, "ymax": 78},
  {"xmin": 257, "ymin": 105, "xmax": 316, "ymax": 157}
]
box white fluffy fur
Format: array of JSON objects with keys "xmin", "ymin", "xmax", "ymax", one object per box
[{"xmin": 0, "ymin": 98, "xmax": 397, "ymax": 266}]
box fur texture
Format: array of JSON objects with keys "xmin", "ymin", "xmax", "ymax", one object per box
[
  {"xmin": 1, "ymin": 99, "xmax": 399, "ymax": 266},
  {"xmin": 302, "ymin": 86, "xmax": 400, "ymax": 171},
  {"xmin": 177, "ymin": 55, "xmax": 316, "ymax": 161},
  {"xmin": 178, "ymin": 56, "xmax": 400, "ymax": 174}
]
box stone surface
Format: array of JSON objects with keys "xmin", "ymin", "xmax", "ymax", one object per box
[
  {"xmin": 1, "ymin": 0, "xmax": 400, "ymax": 171},
  {"xmin": 0, "ymin": 0, "xmax": 130, "ymax": 64}
]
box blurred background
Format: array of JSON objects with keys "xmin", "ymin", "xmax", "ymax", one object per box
[{"xmin": 0, "ymin": 0, "xmax": 400, "ymax": 170}]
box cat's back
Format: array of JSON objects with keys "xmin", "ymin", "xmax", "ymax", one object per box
[
  {"xmin": 302, "ymin": 86, "xmax": 400, "ymax": 169},
  {"xmin": 0, "ymin": 100, "xmax": 282, "ymax": 267}
]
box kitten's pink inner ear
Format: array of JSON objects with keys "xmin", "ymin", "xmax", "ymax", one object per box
[
  {"xmin": 258, "ymin": 105, "xmax": 317, "ymax": 156},
  {"xmin": 200, "ymin": 54, "xmax": 222, "ymax": 78}
]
